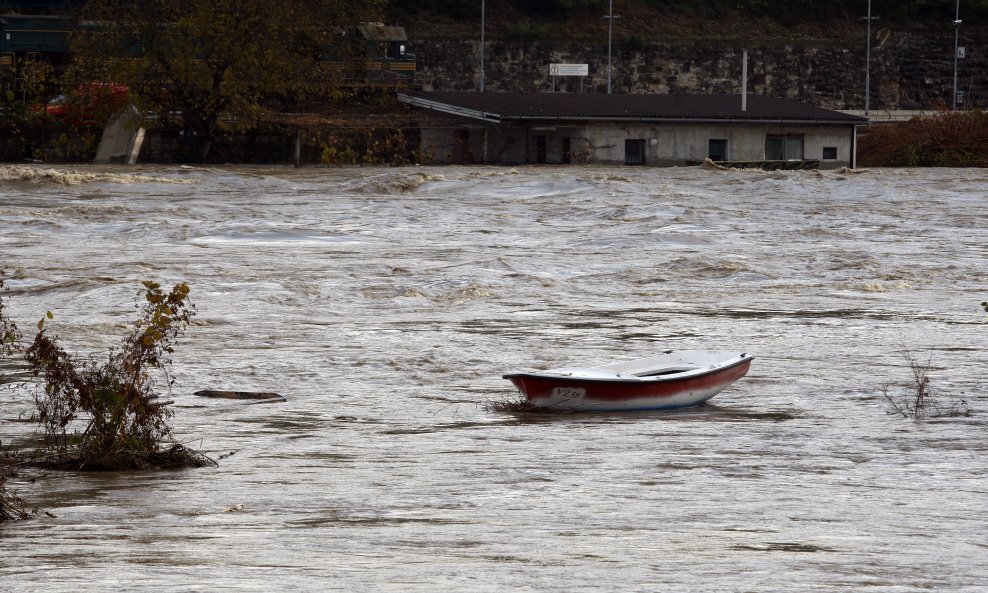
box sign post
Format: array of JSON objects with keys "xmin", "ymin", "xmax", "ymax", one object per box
[{"xmin": 549, "ymin": 63, "xmax": 589, "ymax": 92}]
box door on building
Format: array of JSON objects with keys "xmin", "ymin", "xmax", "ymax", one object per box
[
  {"xmin": 561, "ymin": 137, "xmax": 572, "ymax": 164},
  {"xmin": 536, "ymin": 135, "xmax": 547, "ymax": 163},
  {"xmin": 765, "ymin": 135, "xmax": 804, "ymax": 160},
  {"xmin": 625, "ymin": 139, "xmax": 646, "ymax": 165},
  {"xmin": 708, "ymin": 139, "xmax": 727, "ymax": 161},
  {"xmin": 452, "ymin": 129, "xmax": 471, "ymax": 164}
]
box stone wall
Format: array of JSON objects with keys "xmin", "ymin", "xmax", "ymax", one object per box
[{"xmin": 412, "ymin": 28, "xmax": 986, "ymax": 110}]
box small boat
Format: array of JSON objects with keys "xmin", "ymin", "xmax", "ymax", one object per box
[{"xmin": 502, "ymin": 350, "xmax": 753, "ymax": 412}]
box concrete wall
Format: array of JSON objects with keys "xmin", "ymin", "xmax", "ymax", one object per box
[
  {"xmin": 411, "ymin": 29, "xmax": 987, "ymax": 110},
  {"xmin": 421, "ymin": 121, "xmax": 856, "ymax": 169}
]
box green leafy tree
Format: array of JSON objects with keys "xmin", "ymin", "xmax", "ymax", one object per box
[{"xmin": 68, "ymin": 0, "xmax": 382, "ymax": 161}]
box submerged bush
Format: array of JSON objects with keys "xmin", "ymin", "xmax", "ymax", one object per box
[
  {"xmin": 0, "ymin": 457, "xmax": 30, "ymax": 521},
  {"xmin": 1, "ymin": 271, "xmax": 27, "ymax": 520},
  {"xmin": 881, "ymin": 347, "xmax": 971, "ymax": 419},
  {"xmin": 25, "ymin": 281, "xmax": 213, "ymax": 470}
]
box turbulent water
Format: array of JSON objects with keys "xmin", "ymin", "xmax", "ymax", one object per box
[{"xmin": 1, "ymin": 164, "xmax": 986, "ymax": 592}]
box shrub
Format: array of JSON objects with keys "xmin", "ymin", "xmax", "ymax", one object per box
[
  {"xmin": 858, "ymin": 110, "xmax": 988, "ymax": 167},
  {"xmin": 1, "ymin": 271, "xmax": 27, "ymax": 520},
  {"xmin": 881, "ymin": 346, "xmax": 971, "ymax": 419},
  {"xmin": 25, "ymin": 281, "xmax": 213, "ymax": 469}
]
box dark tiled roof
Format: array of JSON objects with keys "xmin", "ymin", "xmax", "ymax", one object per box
[{"xmin": 400, "ymin": 92, "xmax": 866, "ymax": 124}]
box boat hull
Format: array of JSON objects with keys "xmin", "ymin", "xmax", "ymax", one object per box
[{"xmin": 503, "ymin": 354, "xmax": 752, "ymax": 412}]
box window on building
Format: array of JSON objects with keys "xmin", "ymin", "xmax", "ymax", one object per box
[
  {"xmin": 822, "ymin": 146, "xmax": 838, "ymax": 160},
  {"xmin": 765, "ymin": 135, "xmax": 804, "ymax": 160},
  {"xmin": 708, "ymin": 139, "xmax": 727, "ymax": 161},
  {"xmin": 625, "ymin": 139, "xmax": 646, "ymax": 165}
]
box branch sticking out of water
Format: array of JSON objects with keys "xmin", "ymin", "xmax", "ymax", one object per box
[
  {"xmin": 0, "ymin": 448, "xmax": 32, "ymax": 521},
  {"xmin": 482, "ymin": 395, "xmax": 572, "ymax": 414},
  {"xmin": 482, "ymin": 395, "xmax": 543, "ymax": 414},
  {"xmin": 880, "ymin": 346, "xmax": 972, "ymax": 419}
]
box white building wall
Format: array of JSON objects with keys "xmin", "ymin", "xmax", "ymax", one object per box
[
  {"xmin": 421, "ymin": 121, "xmax": 857, "ymax": 169},
  {"xmin": 585, "ymin": 122, "xmax": 855, "ymax": 168}
]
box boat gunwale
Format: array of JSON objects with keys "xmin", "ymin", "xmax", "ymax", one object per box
[{"xmin": 502, "ymin": 354, "xmax": 754, "ymax": 385}]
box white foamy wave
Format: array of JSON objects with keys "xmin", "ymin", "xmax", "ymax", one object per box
[
  {"xmin": 0, "ymin": 165, "xmax": 198, "ymax": 185},
  {"xmin": 464, "ymin": 168, "xmax": 520, "ymax": 178}
]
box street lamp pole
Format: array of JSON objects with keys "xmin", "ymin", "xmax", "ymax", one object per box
[
  {"xmin": 861, "ymin": 0, "xmax": 879, "ymax": 115},
  {"xmin": 953, "ymin": 0, "xmax": 961, "ymax": 110},
  {"xmin": 480, "ymin": 0, "xmax": 485, "ymax": 92},
  {"xmin": 865, "ymin": 0, "xmax": 872, "ymax": 114},
  {"xmin": 603, "ymin": 1, "xmax": 620, "ymax": 94},
  {"xmin": 607, "ymin": 0, "xmax": 613, "ymax": 94}
]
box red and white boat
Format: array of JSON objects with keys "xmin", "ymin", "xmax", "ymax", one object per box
[{"xmin": 503, "ymin": 350, "xmax": 753, "ymax": 411}]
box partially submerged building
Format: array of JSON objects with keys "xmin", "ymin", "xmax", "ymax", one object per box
[{"xmin": 398, "ymin": 92, "xmax": 867, "ymax": 169}]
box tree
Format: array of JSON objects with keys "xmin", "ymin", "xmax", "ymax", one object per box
[{"xmin": 68, "ymin": 0, "xmax": 382, "ymax": 161}]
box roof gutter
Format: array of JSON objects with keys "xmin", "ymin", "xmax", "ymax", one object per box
[
  {"xmin": 397, "ymin": 94, "xmax": 867, "ymax": 126},
  {"xmin": 397, "ymin": 94, "xmax": 502, "ymax": 122},
  {"xmin": 499, "ymin": 116, "xmax": 866, "ymax": 125}
]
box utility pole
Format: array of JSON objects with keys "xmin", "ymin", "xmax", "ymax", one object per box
[
  {"xmin": 607, "ymin": 0, "xmax": 608, "ymax": 95},
  {"xmin": 480, "ymin": 0, "xmax": 485, "ymax": 92},
  {"xmin": 953, "ymin": 0, "xmax": 961, "ymax": 110},
  {"xmin": 861, "ymin": 0, "xmax": 879, "ymax": 115},
  {"xmin": 604, "ymin": 0, "xmax": 620, "ymax": 94}
]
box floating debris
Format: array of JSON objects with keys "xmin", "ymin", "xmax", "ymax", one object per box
[{"xmin": 194, "ymin": 390, "xmax": 287, "ymax": 403}]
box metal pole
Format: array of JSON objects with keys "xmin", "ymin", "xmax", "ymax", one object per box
[
  {"xmin": 741, "ymin": 49, "xmax": 747, "ymax": 112},
  {"xmin": 953, "ymin": 0, "xmax": 960, "ymax": 110},
  {"xmin": 607, "ymin": 0, "xmax": 613, "ymax": 94},
  {"xmin": 865, "ymin": 0, "xmax": 872, "ymax": 114},
  {"xmin": 480, "ymin": 0, "xmax": 485, "ymax": 92}
]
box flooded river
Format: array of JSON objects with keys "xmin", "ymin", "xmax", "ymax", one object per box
[{"xmin": 1, "ymin": 164, "xmax": 986, "ymax": 592}]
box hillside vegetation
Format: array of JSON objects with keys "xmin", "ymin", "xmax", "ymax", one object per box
[{"xmin": 387, "ymin": 0, "xmax": 988, "ymax": 41}]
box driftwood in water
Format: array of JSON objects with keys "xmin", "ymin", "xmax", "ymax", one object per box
[{"xmin": 194, "ymin": 390, "xmax": 287, "ymax": 403}]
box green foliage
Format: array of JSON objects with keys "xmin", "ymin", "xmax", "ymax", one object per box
[
  {"xmin": 393, "ymin": 0, "xmax": 988, "ymax": 31},
  {"xmin": 1, "ymin": 271, "xmax": 29, "ymax": 521},
  {"xmin": 503, "ymin": 18, "xmax": 552, "ymax": 41},
  {"xmin": 389, "ymin": 0, "xmax": 480, "ymax": 20},
  {"xmin": 24, "ymin": 281, "xmax": 208, "ymax": 469},
  {"xmin": 320, "ymin": 128, "xmax": 420, "ymax": 166},
  {"xmin": 0, "ymin": 271, "xmax": 19, "ymax": 367},
  {"xmin": 49, "ymin": 130, "xmax": 100, "ymax": 161},
  {"xmin": 69, "ymin": 0, "xmax": 383, "ymax": 162}
]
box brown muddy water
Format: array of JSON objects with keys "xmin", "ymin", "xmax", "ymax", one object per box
[{"xmin": 1, "ymin": 164, "xmax": 986, "ymax": 592}]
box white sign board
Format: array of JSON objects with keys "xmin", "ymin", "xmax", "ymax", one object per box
[
  {"xmin": 957, "ymin": 46, "xmax": 966, "ymax": 59},
  {"xmin": 549, "ymin": 63, "xmax": 589, "ymax": 77}
]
